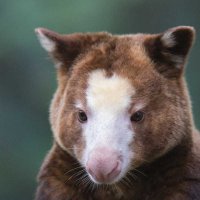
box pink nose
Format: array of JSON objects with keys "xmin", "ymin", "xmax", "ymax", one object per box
[{"xmin": 86, "ymin": 147, "xmax": 122, "ymax": 183}]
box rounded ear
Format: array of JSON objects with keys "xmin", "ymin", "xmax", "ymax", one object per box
[
  {"xmin": 35, "ymin": 28, "xmax": 110, "ymax": 69},
  {"xmin": 144, "ymin": 26, "xmax": 195, "ymax": 78}
]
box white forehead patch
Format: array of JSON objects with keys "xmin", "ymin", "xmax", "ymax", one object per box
[{"xmin": 86, "ymin": 69, "xmax": 135, "ymax": 114}]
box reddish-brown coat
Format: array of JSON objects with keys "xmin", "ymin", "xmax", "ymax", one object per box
[{"xmin": 35, "ymin": 27, "xmax": 200, "ymax": 200}]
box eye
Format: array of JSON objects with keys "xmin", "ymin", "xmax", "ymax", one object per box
[
  {"xmin": 130, "ymin": 111, "xmax": 144, "ymax": 122},
  {"xmin": 77, "ymin": 110, "xmax": 87, "ymax": 123}
]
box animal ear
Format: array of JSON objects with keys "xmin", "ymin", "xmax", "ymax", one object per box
[
  {"xmin": 35, "ymin": 28, "xmax": 109, "ymax": 69},
  {"xmin": 145, "ymin": 26, "xmax": 195, "ymax": 78}
]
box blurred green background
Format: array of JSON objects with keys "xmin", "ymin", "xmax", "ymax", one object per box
[{"xmin": 0, "ymin": 0, "xmax": 199, "ymax": 199}]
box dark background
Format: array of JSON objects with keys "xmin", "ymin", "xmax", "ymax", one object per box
[{"xmin": 0, "ymin": 0, "xmax": 199, "ymax": 199}]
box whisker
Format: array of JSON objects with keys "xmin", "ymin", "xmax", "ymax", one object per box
[
  {"xmin": 120, "ymin": 178, "xmax": 131, "ymax": 189},
  {"xmin": 71, "ymin": 161, "xmax": 83, "ymax": 167},
  {"xmin": 84, "ymin": 177, "xmax": 94, "ymax": 194},
  {"xmin": 65, "ymin": 168, "xmax": 85, "ymax": 183},
  {"xmin": 64, "ymin": 147, "xmax": 82, "ymax": 151},
  {"xmin": 113, "ymin": 183, "xmax": 118, "ymax": 193},
  {"xmin": 127, "ymin": 171, "xmax": 138, "ymax": 181},
  {"xmin": 65, "ymin": 173, "xmax": 76, "ymax": 183},
  {"xmin": 91, "ymin": 181, "xmax": 97, "ymax": 192},
  {"xmin": 133, "ymin": 168, "xmax": 147, "ymax": 177},
  {"xmin": 75, "ymin": 173, "xmax": 88, "ymax": 186},
  {"xmin": 125, "ymin": 176, "xmax": 133, "ymax": 186},
  {"xmin": 64, "ymin": 166, "xmax": 84, "ymax": 175}
]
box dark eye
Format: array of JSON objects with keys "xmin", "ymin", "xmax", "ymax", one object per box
[
  {"xmin": 77, "ymin": 110, "xmax": 87, "ymax": 123},
  {"xmin": 130, "ymin": 111, "xmax": 144, "ymax": 122}
]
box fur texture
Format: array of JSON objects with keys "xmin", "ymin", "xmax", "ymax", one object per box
[{"xmin": 35, "ymin": 26, "xmax": 200, "ymax": 200}]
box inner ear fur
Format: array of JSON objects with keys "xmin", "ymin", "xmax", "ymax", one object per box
[
  {"xmin": 35, "ymin": 28, "xmax": 110, "ymax": 69},
  {"xmin": 144, "ymin": 26, "xmax": 195, "ymax": 78}
]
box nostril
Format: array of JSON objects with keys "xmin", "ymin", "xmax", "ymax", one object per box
[
  {"xmin": 86, "ymin": 148, "xmax": 123, "ymax": 183},
  {"xmin": 107, "ymin": 161, "xmax": 121, "ymax": 180},
  {"xmin": 87, "ymin": 167, "xmax": 95, "ymax": 178},
  {"xmin": 87, "ymin": 166, "xmax": 104, "ymax": 182},
  {"xmin": 86, "ymin": 160, "xmax": 122, "ymax": 183}
]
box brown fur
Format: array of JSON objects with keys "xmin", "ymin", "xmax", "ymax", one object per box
[{"xmin": 35, "ymin": 27, "xmax": 200, "ymax": 200}]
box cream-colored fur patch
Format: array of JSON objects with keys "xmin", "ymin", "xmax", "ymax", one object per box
[
  {"xmin": 161, "ymin": 31, "xmax": 176, "ymax": 48},
  {"xmin": 161, "ymin": 31, "xmax": 184, "ymax": 67},
  {"xmin": 36, "ymin": 29, "xmax": 55, "ymax": 52},
  {"xmin": 86, "ymin": 70, "xmax": 135, "ymax": 114}
]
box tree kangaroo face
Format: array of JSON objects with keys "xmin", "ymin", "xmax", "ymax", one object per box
[{"xmin": 36, "ymin": 26, "xmax": 195, "ymax": 184}]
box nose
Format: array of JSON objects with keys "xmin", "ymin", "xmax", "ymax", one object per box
[{"xmin": 86, "ymin": 147, "xmax": 122, "ymax": 183}]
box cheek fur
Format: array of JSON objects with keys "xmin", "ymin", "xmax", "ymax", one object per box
[
  {"xmin": 130, "ymin": 103, "xmax": 187, "ymax": 164},
  {"xmin": 53, "ymin": 109, "xmax": 86, "ymax": 159}
]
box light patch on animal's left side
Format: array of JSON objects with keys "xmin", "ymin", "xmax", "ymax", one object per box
[
  {"xmin": 80, "ymin": 69, "xmax": 135, "ymax": 184},
  {"xmin": 35, "ymin": 28, "xmax": 56, "ymax": 52}
]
